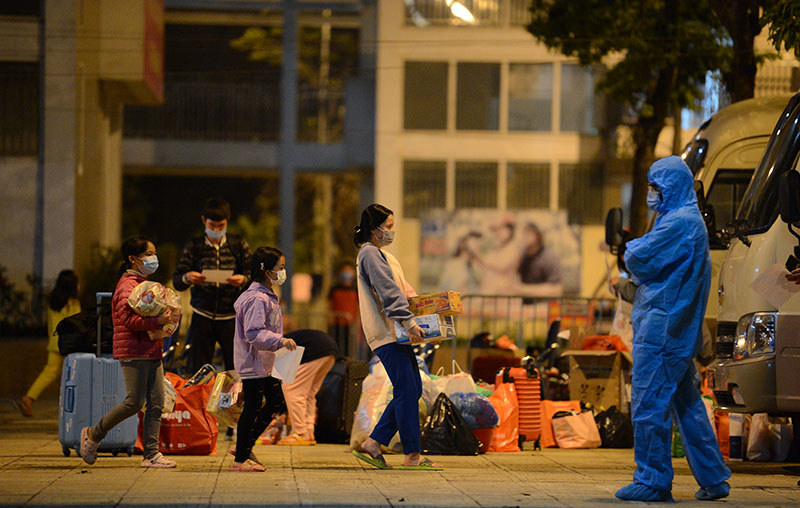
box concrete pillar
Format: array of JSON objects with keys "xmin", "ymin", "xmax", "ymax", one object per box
[
  {"xmin": 42, "ymin": 0, "xmax": 77, "ymax": 284},
  {"xmin": 279, "ymin": 0, "xmax": 298, "ymax": 309}
]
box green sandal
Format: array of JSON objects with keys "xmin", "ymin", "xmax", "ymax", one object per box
[
  {"xmin": 396, "ymin": 457, "xmax": 443, "ymax": 471},
  {"xmin": 352, "ymin": 449, "xmax": 392, "ymax": 470}
]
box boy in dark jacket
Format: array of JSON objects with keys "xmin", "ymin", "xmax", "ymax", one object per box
[{"xmin": 173, "ymin": 198, "xmax": 251, "ymax": 374}]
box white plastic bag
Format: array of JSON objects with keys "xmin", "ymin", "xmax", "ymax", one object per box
[
  {"xmin": 609, "ymin": 298, "xmax": 633, "ymax": 351},
  {"xmin": 746, "ymin": 413, "xmax": 771, "ymax": 461},
  {"xmin": 127, "ymin": 281, "xmax": 182, "ymax": 340},
  {"xmin": 162, "ymin": 375, "xmax": 177, "ymax": 413},
  {"xmin": 420, "ymin": 369, "xmax": 439, "ymax": 411},
  {"xmin": 349, "ymin": 381, "xmax": 392, "ymax": 451},
  {"xmin": 444, "ymin": 360, "xmax": 477, "ymax": 396}
]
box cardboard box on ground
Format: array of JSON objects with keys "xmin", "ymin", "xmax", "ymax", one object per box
[{"xmin": 562, "ymin": 326, "xmax": 633, "ymax": 413}]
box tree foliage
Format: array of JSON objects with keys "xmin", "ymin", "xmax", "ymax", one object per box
[
  {"xmin": 528, "ymin": 0, "xmax": 729, "ymax": 235},
  {"xmin": 761, "ymin": 0, "xmax": 800, "ymax": 59}
]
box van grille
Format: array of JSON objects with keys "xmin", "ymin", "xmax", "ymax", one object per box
[{"xmin": 716, "ymin": 321, "xmax": 737, "ymax": 358}]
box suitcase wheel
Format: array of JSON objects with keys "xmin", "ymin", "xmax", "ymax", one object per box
[
  {"xmin": 127, "ymin": 447, "xmax": 133, "ymax": 457},
  {"xmin": 62, "ymin": 447, "xmax": 70, "ymax": 457},
  {"xmin": 112, "ymin": 449, "xmax": 119, "ymax": 457}
]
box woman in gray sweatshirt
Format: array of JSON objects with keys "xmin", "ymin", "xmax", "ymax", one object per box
[{"xmin": 351, "ymin": 204, "xmax": 442, "ymax": 471}]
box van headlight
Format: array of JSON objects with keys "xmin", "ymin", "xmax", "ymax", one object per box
[{"xmin": 734, "ymin": 312, "xmax": 777, "ymax": 359}]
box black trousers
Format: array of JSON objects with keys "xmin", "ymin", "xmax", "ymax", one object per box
[
  {"xmin": 235, "ymin": 377, "xmax": 285, "ymax": 462},
  {"xmin": 187, "ymin": 313, "xmax": 235, "ymax": 372}
]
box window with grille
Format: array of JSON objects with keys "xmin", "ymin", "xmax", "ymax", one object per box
[
  {"xmin": 558, "ymin": 162, "xmax": 604, "ymax": 224},
  {"xmin": 455, "ymin": 161, "xmax": 497, "ymax": 208},
  {"xmin": 403, "ymin": 160, "xmax": 447, "ymax": 218},
  {"xmin": 508, "ymin": 162, "xmax": 549, "ymax": 209}
]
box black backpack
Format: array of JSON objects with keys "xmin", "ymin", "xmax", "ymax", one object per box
[{"xmin": 56, "ymin": 304, "xmax": 113, "ymax": 356}]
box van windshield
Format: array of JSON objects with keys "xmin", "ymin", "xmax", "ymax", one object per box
[{"xmin": 736, "ymin": 95, "xmax": 800, "ymax": 234}]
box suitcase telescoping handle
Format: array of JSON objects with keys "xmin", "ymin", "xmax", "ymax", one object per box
[{"xmin": 96, "ymin": 292, "xmax": 112, "ymax": 357}]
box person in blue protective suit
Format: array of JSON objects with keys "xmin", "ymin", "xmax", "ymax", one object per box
[{"xmin": 614, "ymin": 156, "xmax": 731, "ymax": 502}]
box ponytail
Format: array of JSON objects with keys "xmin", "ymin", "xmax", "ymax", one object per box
[
  {"xmin": 251, "ymin": 246, "xmax": 284, "ymax": 283},
  {"xmin": 353, "ymin": 204, "xmax": 393, "ymax": 247}
]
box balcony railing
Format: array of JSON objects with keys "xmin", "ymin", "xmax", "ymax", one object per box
[
  {"xmin": 405, "ymin": 0, "xmax": 531, "ymax": 27},
  {"xmin": 124, "ymin": 79, "xmax": 281, "ymax": 142},
  {"xmin": 124, "ymin": 79, "xmax": 347, "ymax": 144}
]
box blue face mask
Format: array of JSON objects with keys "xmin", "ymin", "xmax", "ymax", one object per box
[
  {"xmin": 139, "ymin": 255, "xmax": 159, "ymax": 275},
  {"xmin": 205, "ymin": 227, "xmax": 226, "ymax": 241},
  {"xmin": 646, "ymin": 188, "xmax": 662, "ymax": 210}
]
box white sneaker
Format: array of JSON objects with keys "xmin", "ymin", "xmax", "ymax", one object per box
[
  {"xmin": 80, "ymin": 427, "xmax": 99, "ymax": 465},
  {"xmin": 140, "ymin": 452, "xmax": 176, "ymax": 468}
]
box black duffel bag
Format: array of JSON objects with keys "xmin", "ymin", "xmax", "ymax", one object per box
[{"xmin": 56, "ymin": 304, "xmax": 113, "ymax": 356}]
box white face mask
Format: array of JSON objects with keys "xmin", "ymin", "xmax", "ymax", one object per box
[
  {"xmin": 376, "ymin": 228, "xmax": 395, "ymax": 246},
  {"xmin": 271, "ymin": 269, "xmax": 287, "ymax": 286},
  {"xmin": 139, "ymin": 255, "xmax": 159, "ymax": 275}
]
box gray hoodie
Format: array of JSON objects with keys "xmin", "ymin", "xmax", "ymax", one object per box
[{"xmin": 356, "ymin": 243, "xmax": 416, "ymax": 351}]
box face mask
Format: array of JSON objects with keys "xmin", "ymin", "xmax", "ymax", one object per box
[
  {"xmin": 646, "ymin": 188, "xmax": 662, "ymax": 210},
  {"xmin": 340, "ymin": 272, "xmax": 354, "ymax": 283},
  {"xmin": 377, "ymin": 228, "xmax": 395, "ymax": 246},
  {"xmin": 271, "ymin": 269, "xmax": 287, "ymax": 286},
  {"xmin": 205, "ymin": 227, "xmax": 226, "ymax": 241},
  {"xmin": 139, "ymin": 255, "xmax": 159, "ymax": 275}
]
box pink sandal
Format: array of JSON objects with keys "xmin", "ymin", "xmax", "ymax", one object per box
[
  {"xmin": 230, "ymin": 459, "xmax": 265, "ymax": 472},
  {"xmin": 226, "ymin": 448, "xmax": 261, "ymax": 465}
]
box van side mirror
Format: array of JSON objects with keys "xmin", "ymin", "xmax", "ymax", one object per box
[
  {"xmin": 605, "ymin": 208, "xmax": 625, "ymax": 254},
  {"xmin": 779, "ymin": 171, "xmax": 800, "ymax": 224},
  {"xmin": 694, "ymin": 180, "xmax": 705, "ymax": 210}
]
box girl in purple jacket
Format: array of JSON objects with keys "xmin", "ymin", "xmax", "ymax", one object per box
[
  {"xmin": 231, "ymin": 246, "xmax": 297, "ymax": 472},
  {"xmin": 80, "ymin": 235, "xmax": 179, "ymax": 468}
]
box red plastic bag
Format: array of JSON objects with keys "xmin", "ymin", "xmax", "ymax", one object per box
[
  {"xmin": 582, "ymin": 335, "xmax": 628, "ymax": 352},
  {"xmin": 136, "ymin": 372, "xmax": 218, "ymax": 455},
  {"xmin": 488, "ymin": 382, "xmax": 520, "ymax": 452}
]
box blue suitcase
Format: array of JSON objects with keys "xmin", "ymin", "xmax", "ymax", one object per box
[{"xmin": 58, "ymin": 293, "xmax": 137, "ymax": 457}]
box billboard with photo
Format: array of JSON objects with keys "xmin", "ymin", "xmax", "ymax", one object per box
[{"xmin": 418, "ymin": 209, "xmax": 581, "ymax": 296}]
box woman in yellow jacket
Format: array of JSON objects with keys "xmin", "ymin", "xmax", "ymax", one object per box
[{"xmin": 17, "ymin": 270, "xmax": 81, "ymax": 417}]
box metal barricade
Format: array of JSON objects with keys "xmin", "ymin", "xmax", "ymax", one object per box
[{"xmin": 450, "ymin": 295, "xmax": 616, "ymax": 363}]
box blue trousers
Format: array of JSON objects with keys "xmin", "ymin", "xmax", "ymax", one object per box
[
  {"xmin": 370, "ymin": 342, "xmax": 423, "ymax": 454},
  {"xmin": 631, "ymin": 350, "xmax": 730, "ymax": 492}
]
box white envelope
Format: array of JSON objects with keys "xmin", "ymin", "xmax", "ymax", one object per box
[
  {"xmin": 202, "ymin": 269, "xmax": 234, "ymax": 284},
  {"xmin": 271, "ymin": 345, "xmax": 305, "ymax": 384}
]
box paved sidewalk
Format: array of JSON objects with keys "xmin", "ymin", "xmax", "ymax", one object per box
[{"xmin": 1, "ymin": 398, "xmax": 799, "ymax": 507}]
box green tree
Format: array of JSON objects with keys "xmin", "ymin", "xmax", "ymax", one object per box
[
  {"xmin": 528, "ymin": 0, "xmax": 729, "ymax": 235},
  {"xmin": 761, "ymin": 0, "xmax": 800, "ymax": 59}
]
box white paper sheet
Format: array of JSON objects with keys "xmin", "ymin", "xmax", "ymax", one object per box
[
  {"xmin": 202, "ymin": 269, "xmax": 234, "ymax": 284},
  {"xmin": 749, "ymin": 264, "xmax": 800, "ymax": 308},
  {"xmin": 271, "ymin": 345, "xmax": 304, "ymax": 384}
]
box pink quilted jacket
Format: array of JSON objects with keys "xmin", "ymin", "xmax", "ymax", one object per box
[{"xmin": 112, "ymin": 272, "xmax": 163, "ymax": 360}]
